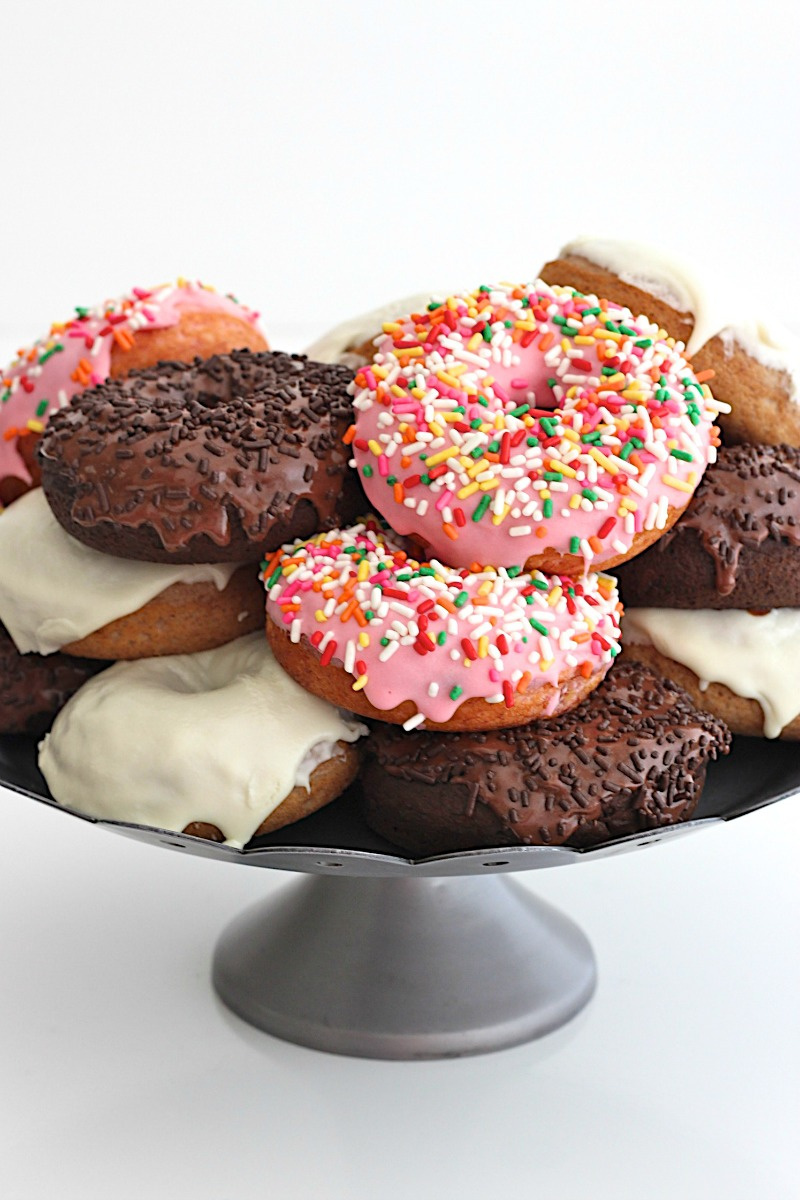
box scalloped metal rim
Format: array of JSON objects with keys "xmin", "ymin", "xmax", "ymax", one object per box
[{"xmin": 2, "ymin": 733, "xmax": 799, "ymax": 877}]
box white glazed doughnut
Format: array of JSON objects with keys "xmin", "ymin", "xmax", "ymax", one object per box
[
  {"xmin": 348, "ymin": 282, "xmax": 723, "ymax": 575},
  {"xmin": 691, "ymin": 318, "xmax": 800, "ymax": 446},
  {"xmin": 38, "ymin": 633, "xmax": 368, "ymax": 847},
  {"xmin": 0, "ymin": 488, "xmax": 248, "ymax": 655},
  {"xmin": 305, "ymin": 291, "xmax": 448, "ymax": 367},
  {"xmin": 621, "ymin": 607, "xmax": 800, "ymax": 740},
  {"xmin": 541, "ymin": 236, "xmax": 730, "ymax": 356}
]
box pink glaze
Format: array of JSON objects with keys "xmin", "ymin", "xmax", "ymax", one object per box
[
  {"xmin": 349, "ymin": 282, "xmax": 724, "ymax": 570},
  {"xmin": 0, "ymin": 280, "xmax": 263, "ymax": 485},
  {"xmin": 262, "ymin": 519, "xmax": 622, "ymax": 727}
]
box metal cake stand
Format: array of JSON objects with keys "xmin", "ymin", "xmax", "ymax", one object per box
[{"xmin": 2, "ymin": 734, "xmax": 798, "ymax": 1060}]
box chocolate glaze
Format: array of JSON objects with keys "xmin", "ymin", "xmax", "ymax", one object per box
[
  {"xmin": 39, "ymin": 350, "xmax": 364, "ymax": 563},
  {"xmin": 613, "ymin": 444, "xmax": 800, "ymax": 609},
  {"xmin": 361, "ymin": 663, "xmax": 730, "ymax": 855},
  {"xmin": 0, "ymin": 623, "xmax": 109, "ymax": 736}
]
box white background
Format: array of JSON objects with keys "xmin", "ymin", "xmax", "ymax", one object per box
[
  {"xmin": 1, "ymin": 1, "xmax": 799, "ymax": 346},
  {"xmin": 1, "ymin": 3, "xmax": 799, "ymax": 1197}
]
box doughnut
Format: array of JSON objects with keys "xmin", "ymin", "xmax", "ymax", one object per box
[
  {"xmin": 615, "ymin": 442, "xmax": 800, "ymax": 739},
  {"xmin": 615, "ymin": 443, "xmax": 800, "ymax": 740},
  {"xmin": 38, "ymin": 633, "xmax": 368, "ymax": 848},
  {"xmin": 0, "ymin": 279, "xmax": 267, "ymax": 505},
  {"xmin": 621, "ymin": 610, "xmax": 800, "ymax": 740},
  {"xmin": 0, "ymin": 488, "xmax": 262, "ymax": 659},
  {"xmin": 62, "ymin": 569, "xmax": 264, "ymax": 660},
  {"xmin": 39, "ymin": 350, "xmax": 364, "ymax": 564},
  {"xmin": 539, "ymin": 237, "xmax": 728, "ymax": 357},
  {"xmin": 263, "ymin": 518, "xmax": 622, "ymax": 732},
  {"xmin": 305, "ymin": 291, "xmax": 448, "ymax": 367},
  {"xmin": 348, "ymin": 282, "xmax": 723, "ymax": 575},
  {"xmin": 0, "ymin": 623, "xmax": 108, "ymax": 736},
  {"xmin": 540, "ymin": 239, "xmax": 800, "ymax": 448},
  {"xmin": 359, "ymin": 661, "xmax": 731, "ymax": 856},
  {"xmin": 691, "ymin": 319, "xmax": 800, "ymax": 446},
  {"xmin": 613, "ymin": 444, "xmax": 800, "ymax": 609}
]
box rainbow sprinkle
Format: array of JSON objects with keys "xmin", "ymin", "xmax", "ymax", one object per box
[
  {"xmin": 0, "ymin": 280, "xmax": 262, "ymax": 488},
  {"xmin": 262, "ymin": 518, "xmax": 622, "ymax": 727},
  {"xmin": 348, "ymin": 282, "xmax": 726, "ymax": 570}
]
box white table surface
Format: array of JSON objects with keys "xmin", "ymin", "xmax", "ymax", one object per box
[
  {"xmin": 1, "ymin": 776, "xmax": 798, "ymax": 1200},
  {"xmin": 1, "ymin": 324, "xmax": 799, "ymax": 1200}
]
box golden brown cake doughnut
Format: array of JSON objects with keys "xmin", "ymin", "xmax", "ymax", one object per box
[
  {"xmin": 621, "ymin": 606, "xmax": 800, "ymax": 740},
  {"xmin": 538, "ymin": 236, "xmax": 731, "ymax": 359},
  {"xmin": 539, "ymin": 253, "xmax": 694, "ymax": 347},
  {"xmin": 262, "ymin": 519, "xmax": 622, "ymax": 732},
  {"xmin": 691, "ymin": 321, "xmax": 800, "ymax": 446},
  {"xmin": 267, "ymin": 619, "xmax": 610, "ymax": 732},
  {"xmin": 62, "ymin": 566, "xmax": 263, "ymax": 660},
  {"xmin": 619, "ymin": 641, "xmax": 800, "ymax": 741},
  {"xmin": 0, "ymin": 487, "xmax": 263, "ymax": 662},
  {"xmin": 184, "ymin": 746, "xmax": 362, "ymax": 841},
  {"xmin": 107, "ymin": 307, "xmax": 266, "ymax": 378}
]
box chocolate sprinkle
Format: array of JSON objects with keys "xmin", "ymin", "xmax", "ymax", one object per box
[
  {"xmin": 360, "ymin": 663, "xmax": 731, "ymax": 855},
  {"xmin": 613, "ymin": 444, "xmax": 800, "ymax": 609},
  {"xmin": 38, "ymin": 350, "xmax": 364, "ymax": 563}
]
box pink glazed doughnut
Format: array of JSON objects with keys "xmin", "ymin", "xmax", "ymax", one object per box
[
  {"xmin": 348, "ymin": 282, "xmax": 723, "ymax": 575},
  {"xmin": 263, "ymin": 518, "xmax": 622, "ymax": 732},
  {"xmin": 0, "ymin": 279, "xmax": 266, "ymax": 504}
]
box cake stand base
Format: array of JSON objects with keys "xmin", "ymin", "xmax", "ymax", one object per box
[{"xmin": 212, "ymin": 874, "xmax": 596, "ymax": 1059}]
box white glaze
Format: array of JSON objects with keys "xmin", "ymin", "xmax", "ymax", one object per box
[
  {"xmin": 559, "ymin": 236, "xmax": 731, "ymax": 357},
  {"xmin": 622, "ymin": 607, "xmax": 800, "ymax": 738},
  {"xmin": 0, "ymin": 488, "xmax": 242, "ymax": 654},
  {"xmin": 720, "ymin": 319, "xmax": 799, "ymax": 400},
  {"xmin": 305, "ymin": 292, "xmax": 450, "ymax": 365},
  {"xmin": 38, "ymin": 633, "xmax": 368, "ymax": 848}
]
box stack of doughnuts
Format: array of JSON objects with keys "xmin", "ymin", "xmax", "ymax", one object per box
[
  {"xmin": 540, "ymin": 235, "xmax": 800, "ymax": 449},
  {"xmin": 540, "ymin": 237, "xmax": 800, "ymax": 742},
  {"xmin": 615, "ymin": 444, "xmax": 800, "ymax": 739},
  {"xmin": 1, "ymin": 284, "xmax": 370, "ymax": 844},
  {"xmin": 266, "ymin": 278, "xmax": 732, "ymax": 853},
  {"xmin": 1, "ymin": 280, "xmax": 270, "ymax": 733},
  {"xmin": 0, "ymin": 279, "xmax": 268, "ymax": 506},
  {"xmin": 10, "ymin": 244, "xmax": 789, "ymax": 857}
]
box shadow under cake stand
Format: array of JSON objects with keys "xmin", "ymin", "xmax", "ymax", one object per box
[{"xmin": 2, "ymin": 734, "xmax": 798, "ymax": 1060}]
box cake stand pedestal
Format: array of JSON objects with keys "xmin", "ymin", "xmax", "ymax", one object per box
[
  {"xmin": 2, "ymin": 732, "xmax": 799, "ymax": 1060},
  {"xmin": 212, "ymin": 873, "xmax": 595, "ymax": 1059}
]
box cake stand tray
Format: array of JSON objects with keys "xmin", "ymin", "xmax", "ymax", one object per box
[{"xmin": 1, "ymin": 735, "xmax": 798, "ymax": 1058}]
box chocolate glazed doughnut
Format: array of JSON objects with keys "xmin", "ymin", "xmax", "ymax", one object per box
[
  {"xmin": 360, "ymin": 662, "xmax": 731, "ymax": 856},
  {"xmin": 0, "ymin": 623, "xmax": 108, "ymax": 735},
  {"xmin": 38, "ymin": 351, "xmax": 364, "ymax": 563},
  {"xmin": 0, "ymin": 280, "xmax": 267, "ymax": 507},
  {"xmin": 612, "ymin": 444, "xmax": 800, "ymax": 609}
]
